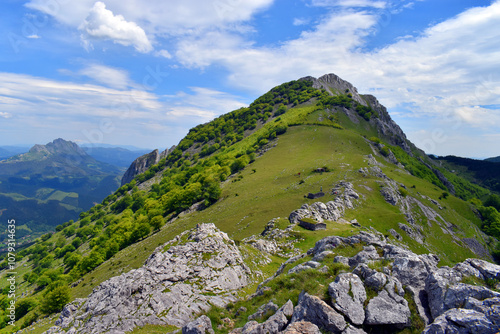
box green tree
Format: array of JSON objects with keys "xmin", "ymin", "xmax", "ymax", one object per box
[
  {"xmin": 485, "ymin": 194, "xmax": 500, "ymax": 211},
  {"xmin": 230, "ymin": 156, "xmax": 249, "ymax": 174},
  {"xmin": 78, "ymin": 251, "xmax": 104, "ymax": 273},
  {"xmin": 128, "ymin": 223, "xmax": 151, "ymax": 244},
  {"xmin": 40, "ymin": 286, "xmax": 70, "ymax": 314},
  {"xmin": 15, "ymin": 298, "xmax": 38, "ymax": 320},
  {"xmin": 150, "ymin": 215, "xmax": 164, "ymax": 231},
  {"xmin": 63, "ymin": 252, "xmax": 81, "ymax": 270}
]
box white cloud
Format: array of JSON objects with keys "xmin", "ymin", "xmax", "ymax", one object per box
[
  {"xmin": 293, "ymin": 17, "xmax": 310, "ymax": 26},
  {"xmin": 27, "ymin": 34, "xmax": 41, "ymax": 39},
  {"xmin": 79, "ymin": 2, "xmax": 153, "ymax": 53},
  {"xmin": 311, "ymin": 0, "xmax": 387, "ymax": 8},
  {"xmin": 78, "ymin": 64, "xmax": 134, "ymax": 89},
  {"xmin": 26, "ymin": 0, "xmax": 274, "ymax": 36},
  {"xmin": 155, "ymin": 49, "xmax": 172, "ymax": 59},
  {"xmin": 0, "ymin": 72, "xmax": 161, "ymax": 120},
  {"xmin": 0, "ymin": 73, "xmax": 249, "ymax": 148}
]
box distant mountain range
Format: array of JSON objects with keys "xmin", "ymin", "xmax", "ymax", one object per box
[
  {"xmin": 485, "ymin": 156, "xmax": 500, "ymax": 163},
  {"xmin": 0, "ymin": 145, "xmax": 30, "ymax": 160},
  {"xmin": 0, "ymin": 139, "xmax": 127, "ymax": 245}
]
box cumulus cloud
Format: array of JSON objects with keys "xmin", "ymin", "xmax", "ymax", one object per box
[
  {"xmin": 79, "ymin": 2, "xmax": 153, "ymax": 53},
  {"xmin": 26, "ymin": 0, "xmax": 274, "ymax": 35}
]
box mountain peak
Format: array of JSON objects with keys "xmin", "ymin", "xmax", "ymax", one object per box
[
  {"xmin": 19, "ymin": 138, "xmax": 88, "ymax": 161},
  {"xmin": 301, "ymin": 73, "xmax": 367, "ymax": 106}
]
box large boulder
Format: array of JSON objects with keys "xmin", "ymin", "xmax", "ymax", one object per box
[
  {"xmin": 291, "ymin": 291, "xmax": 347, "ymax": 333},
  {"xmin": 422, "ymin": 308, "xmax": 499, "ymax": 334},
  {"xmin": 329, "ymin": 273, "xmax": 366, "ymax": 325},
  {"xmin": 364, "ymin": 277, "xmax": 410, "ymax": 328},
  {"xmin": 425, "ymin": 267, "xmax": 463, "ymax": 320},
  {"xmin": 182, "ymin": 315, "xmax": 215, "ymax": 334}
]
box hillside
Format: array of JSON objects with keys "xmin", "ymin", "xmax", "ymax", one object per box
[
  {"xmin": 2, "ymin": 74, "xmax": 499, "ymax": 333},
  {"xmin": 431, "ymin": 155, "xmax": 500, "ymax": 194},
  {"xmin": 0, "ymin": 139, "xmax": 123, "ymax": 246}
]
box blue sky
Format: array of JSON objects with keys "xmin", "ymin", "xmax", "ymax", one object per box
[{"xmin": 1, "ymin": 0, "xmax": 499, "ymax": 158}]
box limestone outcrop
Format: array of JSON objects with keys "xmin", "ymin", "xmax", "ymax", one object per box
[{"xmin": 48, "ymin": 224, "xmax": 251, "ymax": 333}]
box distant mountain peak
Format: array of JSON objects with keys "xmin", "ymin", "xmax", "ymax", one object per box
[{"xmin": 20, "ymin": 138, "xmax": 87, "ymax": 160}]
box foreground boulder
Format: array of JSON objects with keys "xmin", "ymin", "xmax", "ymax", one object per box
[
  {"xmin": 329, "ymin": 273, "xmax": 366, "ymax": 325},
  {"xmin": 291, "ymin": 291, "xmax": 347, "ymax": 333},
  {"xmin": 182, "ymin": 315, "xmax": 215, "ymax": 334},
  {"xmin": 50, "ymin": 224, "xmax": 251, "ymax": 333}
]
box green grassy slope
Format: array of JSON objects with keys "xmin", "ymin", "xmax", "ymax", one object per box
[{"xmin": 1, "ymin": 77, "xmax": 495, "ymax": 333}]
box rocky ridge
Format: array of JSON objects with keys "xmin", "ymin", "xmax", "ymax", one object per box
[{"xmin": 47, "ymin": 224, "xmax": 251, "ymax": 333}]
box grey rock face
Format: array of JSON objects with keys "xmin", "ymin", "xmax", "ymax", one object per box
[
  {"xmin": 348, "ymin": 245, "xmax": 380, "ymax": 267},
  {"xmin": 291, "ymin": 291, "xmax": 347, "ymax": 333},
  {"xmin": 466, "ymin": 258, "xmax": 500, "ymax": 280},
  {"xmin": 121, "ymin": 146, "xmax": 175, "ymax": 185},
  {"xmin": 364, "ymin": 272, "xmax": 387, "ymax": 292},
  {"xmin": 443, "ymin": 284, "xmax": 500, "ymax": 312},
  {"xmin": 342, "ymin": 325, "xmax": 367, "ymax": 334},
  {"xmin": 425, "ymin": 267, "xmax": 462, "ymax": 320},
  {"xmin": 121, "ymin": 149, "xmax": 160, "ymax": 185},
  {"xmin": 55, "ymin": 224, "xmax": 251, "ymax": 333},
  {"xmin": 364, "ymin": 277, "xmax": 410, "ymax": 327},
  {"xmin": 422, "ymin": 308, "xmax": 498, "ymax": 334},
  {"xmin": 329, "ymin": 273, "xmax": 366, "ymax": 325},
  {"xmin": 182, "ymin": 315, "xmax": 215, "ymax": 334},
  {"xmin": 380, "ymin": 186, "xmax": 400, "ymax": 206}
]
